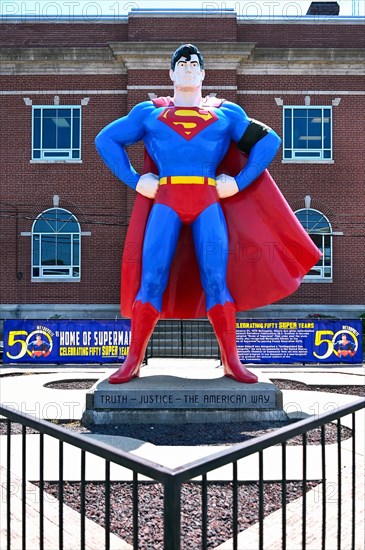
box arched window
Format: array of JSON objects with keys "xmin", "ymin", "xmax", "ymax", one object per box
[
  {"xmin": 295, "ymin": 208, "xmax": 332, "ymax": 280},
  {"xmin": 32, "ymin": 208, "xmax": 81, "ymax": 281}
]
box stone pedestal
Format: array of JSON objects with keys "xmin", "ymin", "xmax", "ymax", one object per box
[{"xmin": 82, "ymin": 360, "xmax": 287, "ymax": 425}]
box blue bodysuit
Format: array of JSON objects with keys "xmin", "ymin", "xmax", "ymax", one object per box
[{"xmin": 95, "ymin": 98, "xmax": 281, "ymax": 312}]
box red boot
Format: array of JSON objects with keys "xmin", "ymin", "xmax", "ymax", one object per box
[
  {"xmin": 108, "ymin": 300, "xmax": 160, "ymax": 384},
  {"xmin": 207, "ymin": 302, "xmax": 258, "ymax": 384}
]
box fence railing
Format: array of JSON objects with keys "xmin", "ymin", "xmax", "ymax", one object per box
[
  {"xmin": 147, "ymin": 319, "xmax": 220, "ymax": 360},
  {"xmin": 1, "ymin": 398, "xmax": 364, "ymax": 549}
]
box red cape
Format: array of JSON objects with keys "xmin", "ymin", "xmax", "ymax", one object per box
[{"xmin": 121, "ymin": 100, "xmax": 321, "ymax": 319}]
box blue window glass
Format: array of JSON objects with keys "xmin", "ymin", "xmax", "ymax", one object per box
[
  {"xmin": 43, "ymin": 268, "xmax": 70, "ymax": 276},
  {"xmin": 308, "ymin": 109, "xmax": 322, "ymax": 149},
  {"xmin": 32, "ymin": 208, "xmax": 81, "ymax": 280},
  {"xmin": 42, "ymin": 109, "xmax": 57, "ymax": 148},
  {"xmin": 32, "ymin": 106, "xmax": 81, "ymax": 161},
  {"xmin": 72, "ymin": 109, "xmax": 80, "ymax": 148},
  {"xmin": 283, "ymin": 107, "xmax": 332, "ymax": 161},
  {"xmin": 57, "ymin": 235, "xmax": 72, "ymax": 265},
  {"xmin": 295, "ymin": 208, "xmax": 333, "ymax": 280},
  {"xmin": 323, "ymin": 109, "xmax": 331, "ymax": 149},
  {"xmin": 57, "ymin": 213, "xmax": 79, "ymax": 233},
  {"xmin": 33, "ymin": 218, "xmax": 54, "ymax": 234},
  {"xmin": 33, "ymin": 234, "xmax": 40, "ymax": 265},
  {"xmin": 73, "ymin": 234, "xmax": 80, "ymax": 265},
  {"xmin": 33, "ymin": 111, "xmax": 41, "ymax": 149},
  {"xmin": 295, "ymin": 151, "xmax": 321, "ymax": 158},
  {"xmin": 293, "ymin": 109, "xmax": 306, "ymax": 149},
  {"xmin": 41, "ymin": 235, "xmax": 57, "ymax": 265},
  {"xmin": 42, "ymin": 109, "xmax": 72, "ymax": 149},
  {"xmin": 284, "ymin": 114, "xmax": 292, "ymax": 149},
  {"xmin": 43, "ymin": 152, "xmax": 70, "ymax": 157},
  {"xmin": 58, "ymin": 109, "xmax": 71, "ymax": 148}
]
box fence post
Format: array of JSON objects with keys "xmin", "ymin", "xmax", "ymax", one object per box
[
  {"xmin": 164, "ymin": 477, "xmax": 181, "ymax": 550},
  {"xmin": 180, "ymin": 321, "xmax": 184, "ymax": 357}
]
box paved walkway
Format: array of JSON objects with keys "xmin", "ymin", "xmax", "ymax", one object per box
[
  {"xmin": 0, "ymin": 466, "xmax": 130, "ymax": 550},
  {"xmin": 0, "ymin": 360, "xmax": 364, "ymax": 549}
]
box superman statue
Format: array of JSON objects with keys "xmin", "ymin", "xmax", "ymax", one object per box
[{"xmin": 95, "ymin": 44, "xmax": 321, "ymax": 385}]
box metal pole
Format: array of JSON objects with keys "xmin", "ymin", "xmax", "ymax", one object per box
[
  {"xmin": 164, "ymin": 479, "xmax": 181, "ymax": 550},
  {"xmin": 180, "ymin": 321, "xmax": 184, "ymax": 357}
]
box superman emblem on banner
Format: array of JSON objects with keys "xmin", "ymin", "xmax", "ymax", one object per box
[{"xmin": 157, "ymin": 107, "xmax": 218, "ymax": 140}]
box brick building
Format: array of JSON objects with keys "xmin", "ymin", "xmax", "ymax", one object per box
[{"xmin": 0, "ymin": 10, "xmax": 364, "ymax": 326}]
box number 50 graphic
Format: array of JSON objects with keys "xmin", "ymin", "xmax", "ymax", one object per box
[
  {"xmin": 313, "ymin": 330, "xmax": 358, "ymax": 359},
  {"xmin": 6, "ymin": 330, "xmax": 53, "ymax": 360}
]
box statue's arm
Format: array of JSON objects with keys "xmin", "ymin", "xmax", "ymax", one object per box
[
  {"xmin": 224, "ymin": 102, "xmax": 282, "ymax": 192},
  {"xmin": 95, "ymin": 101, "xmax": 152, "ymax": 190}
]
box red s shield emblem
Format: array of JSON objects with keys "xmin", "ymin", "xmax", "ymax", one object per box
[{"xmin": 157, "ymin": 107, "xmax": 218, "ymax": 140}]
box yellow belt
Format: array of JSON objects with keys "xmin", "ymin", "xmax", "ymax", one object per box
[{"xmin": 159, "ymin": 176, "xmax": 216, "ymax": 186}]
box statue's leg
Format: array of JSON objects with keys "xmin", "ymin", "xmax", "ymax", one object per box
[
  {"xmin": 192, "ymin": 203, "xmax": 258, "ymax": 383},
  {"xmin": 109, "ymin": 204, "xmax": 182, "ymax": 384},
  {"xmin": 207, "ymin": 302, "xmax": 258, "ymax": 383}
]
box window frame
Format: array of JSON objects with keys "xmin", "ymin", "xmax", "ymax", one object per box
[
  {"xmin": 295, "ymin": 208, "xmax": 333, "ymax": 282},
  {"xmin": 31, "ymin": 105, "xmax": 82, "ymax": 161},
  {"xmin": 31, "ymin": 208, "xmax": 81, "ymax": 282},
  {"xmin": 283, "ymin": 106, "xmax": 333, "ymax": 162}
]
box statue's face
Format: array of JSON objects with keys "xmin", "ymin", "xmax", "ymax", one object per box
[{"xmin": 169, "ymin": 54, "xmax": 205, "ymax": 91}]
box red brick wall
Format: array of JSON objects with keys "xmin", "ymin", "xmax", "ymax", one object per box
[
  {"xmin": 238, "ymin": 22, "xmax": 365, "ymax": 48},
  {"xmin": 239, "ymin": 75, "xmax": 364, "ymax": 92},
  {"xmin": 0, "ymin": 23, "xmax": 128, "ymax": 47},
  {"xmin": 0, "ymin": 74, "xmax": 126, "ymax": 91},
  {"xmin": 235, "ymin": 72, "xmax": 365, "ymax": 306},
  {"xmin": 1, "ymin": 19, "xmax": 363, "ymax": 48},
  {"xmin": 128, "ymin": 16, "xmax": 237, "ymax": 42},
  {"xmin": 1, "ymin": 17, "xmax": 364, "ymax": 311},
  {"xmin": 0, "ymin": 85, "xmax": 129, "ymax": 306}
]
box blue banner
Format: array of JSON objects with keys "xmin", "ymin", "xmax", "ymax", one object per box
[
  {"xmin": 3, "ymin": 318, "xmax": 363, "ymax": 365},
  {"xmin": 3, "ymin": 319, "xmax": 131, "ymax": 364},
  {"xmin": 237, "ymin": 319, "xmax": 363, "ymax": 364}
]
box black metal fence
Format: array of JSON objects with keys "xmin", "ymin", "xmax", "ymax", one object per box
[
  {"xmin": 1, "ymin": 399, "xmax": 364, "ymax": 549},
  {"xmin": 147, "ymin": 319, "xmax": 219, "ymax": 359}
]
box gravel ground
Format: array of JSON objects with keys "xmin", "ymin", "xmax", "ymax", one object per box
[
  {"xmin": 52, "ymin": 418, "xmax": 352, "ymax": 446},
  {"xmin": 37, "ymin": 479, "xmax": 319, "ymax": 549},
  {"xmin": 270, "ymin": 378, "xmax": 365, "ymax": 396},
  {"xmin": 44, "ymin": 379, "xmax": 98, "ymax": 390},
  {"xmin": 0, "ymin": 419, "xmax": 353, "ymax": 446}
]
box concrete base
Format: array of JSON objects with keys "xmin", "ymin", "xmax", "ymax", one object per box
[{"xmin": 82, "ymin": 360, "xmax": 288, "ymax": 425}]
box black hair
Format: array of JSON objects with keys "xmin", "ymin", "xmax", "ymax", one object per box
[{"xmin": 171, "ymin": 44, "xmax": 204, "ymax": 70}]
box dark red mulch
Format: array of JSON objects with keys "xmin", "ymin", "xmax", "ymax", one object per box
[
  {"xmin": 44, "ymin": 417, "xmax": 352, "ymax": 446},
  {"xmin": 44, "ymin": 379, "xmax": 98, "ymax": 390},
  {"xmin": 0, "ymin": 418, "xmax": 353, "ymax": 446},
  {"xmin": 36, "ymin": 479, "xmax": 319, "ymax": 549},
  {"xmin": 270, "ymin": 378, "xmax": 364, "ymax": 396}
]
